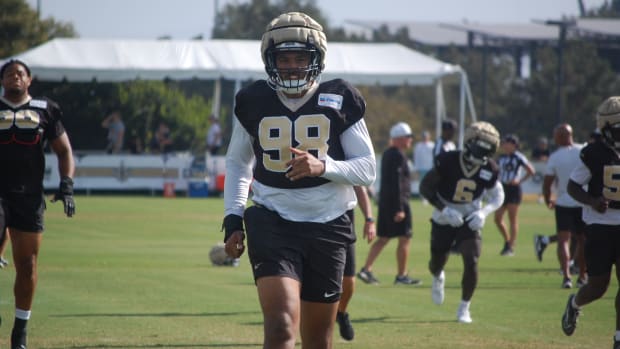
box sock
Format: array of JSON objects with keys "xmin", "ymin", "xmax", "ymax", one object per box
[
  {"xmin": 571, "ymin": 297, "xmax": 580, "ymax": 309},
  {"xmin": 460, "ymin": 300, "xmax": 471, "ymax": 308},
  {"xmin": 13, "ymin": 308, "xmax": 30, "ymax": 333},
  {"xmin": 615, "ymin": 331, "xmax": 620, "ymax": 341},
  {"xmin": 541, "ymin": 236, "xmax": 549, "ymax": 244}
]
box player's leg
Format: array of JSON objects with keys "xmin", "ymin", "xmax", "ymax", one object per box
[
  {"xmin": 257, "ymin": 276, "xmax": 301, "ymax": 349},
  {"xmin": 615, "ymin": 255, "xmax": 620, "ymax": 347},
  {"xmin": 429, "ymin": 222, "xmax": 454, "ymax": 305},
  {"xmin": 301, "ymin": 301, "xmax": 339, "ymax": 349},
  {"xmin": 460, "ymin": 238, "xmax": 481, "ymax": 302},
  {"xmin": 358, "ymin": 237, "xmax": 389, "ymax": 283},
  {"xmin": 395, "ymin": 236, "xmax": 411, "ymax": 277},
  {"xmin": 10, "ymin": 228, "xmax": 42, "ymax": 349},
  {"xmin": 557, "ymin": 229, "xmax": 572, "ymax": 288},
  {"xmin": 494, "ymin": 205, "xmax": 510, "ymax": 253},
  {"xmin": 506, "ymin": 203, "xmax": 520, "ymax": 251},
  {"xmin": 337, "ymin": 243, "xmax": 355, "ymax": 340}
]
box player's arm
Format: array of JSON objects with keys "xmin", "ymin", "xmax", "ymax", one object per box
[
  {"xmin": 319, "ymin": 119, "xmax": 376, "ymax": 186},
  {"xmin": 567, "ymin": 157, "xmax": 607, "ymax": 213},
  {"xmin": 519, "ymin": 157, "xmax": 536, "ymax": 184},
  {"xmin": 419, "ymin": 167, "xmax": 444, "ymax": 210},
  {"xmin": 354, "ymin": 186, "xmax": 376, "ymax": 243},
  {"xmin": 480, "ymin": 181, "xmax": 505, "ymax": 215},
  {"xmin": 542, "ymin": 174, "xmax": 556, "ymax": 209},
  {"xmin": 50, "ymin": 132, "xmax": 76, "ymax": 217},
  {"xmin": 222, "ymin": 118, "xmax": 254, "ymax": 257}
]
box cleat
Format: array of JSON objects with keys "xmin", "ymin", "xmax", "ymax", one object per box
[
  {"xmin": 561, "ymin": 294, "xmax": 580, "ymax": 336},
  {"xmin": 432, "ymin": 271, "xmax": 445, "ymax": 305},
  {"xmin": 576, "ymin": 277, "xmax": 588, "ymax": 288},
  {"xmin": 533, "ymin": 234, "xmax": 548, "ymax": 262},
  {"xmin": 0, "ymin": 257, "xmax": 9, "ymax": 269},
  {"xmin": 394, "ymin": 275, "xmax": 422, "ymax": 285},
  {"xmin": 500, "ymin": 242, "xmax": 514, "ymax": 256},
  {"xmin": 456, "ymin": 303, "xmax": 473, "ymax": 323},
  {"xmin": 614, "ymin": 337, "xmax": 620, "ymax": 349},
  {"xmin": 11, "ymin": 328, "xmax": 27, "ymax": 349},
  {"xmin": 356, "ymin": 268, "xmax": 379, "ymax": 285},
  {"xmin": 562, "ymin": 277, "xmax": 572, "ymax": 289},
  {"xmin": 336, "ymin": 311, "xmax": 354, "ymax": 341}
]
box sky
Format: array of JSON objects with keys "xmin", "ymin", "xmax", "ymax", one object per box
[{"xmin": 25, "ymin": 0, "xmax": 608, "ymax": 40}]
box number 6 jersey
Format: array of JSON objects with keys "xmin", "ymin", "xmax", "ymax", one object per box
[{"xmin": 225, "ymin": 79, "xmax": 376, "ymax": 223}]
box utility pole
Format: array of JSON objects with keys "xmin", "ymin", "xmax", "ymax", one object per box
[
  {"xmin": 37, "ymin": 0, "xmax": 41, "ymax": 18},
  {"xmin": 543, "ymin": 19, "xmax": 575, "ymax": 124}
]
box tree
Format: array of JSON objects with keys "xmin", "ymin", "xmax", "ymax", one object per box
[{"xmin": 0, "ymin": 0, "xmax": 75, "ymax": 58}]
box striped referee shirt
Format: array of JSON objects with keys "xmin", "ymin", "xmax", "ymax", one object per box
[{"xmin": 497, "ymin": 151, "xmax": 531, "ymax": 184}]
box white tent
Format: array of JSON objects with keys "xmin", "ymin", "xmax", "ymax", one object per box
[{"xmin": 6, "ymin": 38, "xmax": 476, "ymax": 144}]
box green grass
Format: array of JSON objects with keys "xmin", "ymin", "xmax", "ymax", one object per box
[{"xmin": 0, "ymin": 196, "xmax": 614, "ymax": 348}]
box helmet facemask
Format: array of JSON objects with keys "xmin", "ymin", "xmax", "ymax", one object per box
[
  {"xmin": 464, "ymin": 138, "xmax": 496, "ymax": 165},
  {"xmin": 600, "ymin": 121, "xmax": 620, "ymax": 151},
  {"xmin": 265, "ymin": 41, "xmax": 322, "ymax": 94},
  {"xmin": 596, "ymin": 97, "xmax": 620, "ymax": 151}
]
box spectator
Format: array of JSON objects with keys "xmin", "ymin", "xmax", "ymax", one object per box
[
  {"xmin": 413, "ymin": 130, "xmax": 435, "ymax": 180},
  {"xmin": 150, "ymin": 121, "xmax": 173, "ymax": 154},
  {"xmin": 357, "ymin": 122, "xmax": 421, "ymax": 286},
  {"xmin": 531, "ymin": 136, "xmax": 550, "ymax": 162},
  {"xmin": 494, "ymin": 134, "xmax": 535, "ymax": 256},
  {"xmin": 206, "ymin": 114, "xmax": 222, "ymax": 155},
  {"xmin": 101, "ymin": 110, "xmax": 125, "ymax": 154},
  {"xmin": 433, "ymin": 118, "xmax": 457, "ymax": 157}
]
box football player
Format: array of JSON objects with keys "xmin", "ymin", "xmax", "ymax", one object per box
[
  {"xmin": 562, "ymin": 96, "xmax": 620, "ymax": 349},
  {"xmin": 419, "ymin": 121, "xmax": 504, "ymax": 323},
  {"xmin": 0, "ymin": 59, "xmax": 76, "ymax": 349},
  {"xmin": 221, "ymin": 12, "xmax": 376, "ymax": 349}
]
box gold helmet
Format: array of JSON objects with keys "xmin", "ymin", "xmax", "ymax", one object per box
[
  {"xmin": 596, "ymin": 96, "xmax": 620, "ymax": 150},
  {"xmin": 463, "ymin": 121, "xmax": 500, "ymax": 165},
  {"xmin": 260, "ymin": 12, "xmax": 327, "ymax": 94}
]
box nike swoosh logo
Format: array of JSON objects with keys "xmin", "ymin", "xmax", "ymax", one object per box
[
  {"xmin": 324, "ymin": 291, "xmax": 338, "ymax": 298},
  {"xmin": 253, "ymin": 263, "xmax": 262, "ymax": 271}
]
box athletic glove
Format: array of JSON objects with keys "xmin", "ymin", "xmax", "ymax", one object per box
[
  {"xmin": 440, "ymin": 207, "xmax": 464, "ymax": 227},
  {"xmin": 52, "ymin": 176, "xmax": 75, "ymax": 217},
  {"xmin": 465, "ymin": 210, "xmax": 486, "ymax": 231}
]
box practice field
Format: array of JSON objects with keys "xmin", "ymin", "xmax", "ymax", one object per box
[{"xmin": 0, "ymin": 196, "xmax": 614, "ymax": 348}]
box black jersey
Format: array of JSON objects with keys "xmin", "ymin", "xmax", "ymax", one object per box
[
  {"xmin": 580, "ymin": 140, "xmax": 620, "ymax": 209},
  {"xmin": 234, "ymin": 79, "xmax": 366, "ymax": 189},
  {"xmin": 0, "ymin": 96, "xmax": 66, "ymax": 192},
  {"xmin": 435, "ymin": 151, "xmax": 499, "ymax": 204}
]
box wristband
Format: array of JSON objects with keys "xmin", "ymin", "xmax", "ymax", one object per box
[
  {"xmin": 365, "ymin": 217, "xmax": 375, "ymax": 223},
  {"xmin": 221, "ymin": 214, "xmax": 244, "ymax": 242}
]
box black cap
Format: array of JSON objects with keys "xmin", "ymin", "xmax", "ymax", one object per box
[
  {"xmin": 441, "ymin": 119, "xmax": 456, "ymax": 131},
  {"xmin": 503, "ymin": 134, "xmax": 519, "ymax": 146}
]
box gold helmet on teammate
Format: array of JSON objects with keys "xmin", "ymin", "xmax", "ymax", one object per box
[
  {"xmin": 463, "ymin": 121, "xmax": 500, "ymax": 165},
  {"xmin": 596, "ymin": 96, "xmax": 620, "ymax": 150},
  {"xmin": 260, "ymin": 12, "xmax": 327, "ymax": 94}
]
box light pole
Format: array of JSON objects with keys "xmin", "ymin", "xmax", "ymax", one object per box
[{"xmin": 543, "ymin": 19, "xmax": 575, "ymax": 124}]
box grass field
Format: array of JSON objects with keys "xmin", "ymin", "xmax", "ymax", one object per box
[{"xmin": 0, "ymin": 196, "xmax": 615, "ymax": 348}]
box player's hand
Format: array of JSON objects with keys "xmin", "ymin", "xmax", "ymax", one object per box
[
  {"xmin": 393, "ymin": 210, "xmax": 405, "ymax": 223},
  {"xmin": 224, "ymin": 230, "xmax": 245, "ymax": 258},
  {"xmin": 364, "ymin": 221, "xmax": 376, "ymax": 243},
  {"xmin": 285, "ymin": 147, "xmax": 325, "ymax": 181},
  {"xmin": 440, "ymin": 207, "xmax": 463, "ymax": 227},
  {"xmin": 465, "ymin": 211, "xmax": 486, "ymax": 231},
  {"xmin": 546, "ymin": 199, "xmax": 556, "ymax": 209},
  {"xmin": 51, "ymin": 176, "xmax": 75, "ymax": 217},
  {"xmin": 590, "ymin": 196, "xmax": 609, "ymax": 213}
]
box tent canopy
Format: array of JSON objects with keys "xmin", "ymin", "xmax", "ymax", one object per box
[{"xmin": 6, "ymin": 38, "xmax": 462, "ymax": 86}]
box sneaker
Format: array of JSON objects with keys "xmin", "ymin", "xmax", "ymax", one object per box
[
  {"xmin": 561, "ymin": 294, "xmax": 581, "ymax": 336},
  {"xmin": 357, "ymin": 268, "xmax": 379, "ymax": 285},
  {"xmin": 0, "ymin": 257, "xmax": 9, "ymax": 268},
  {"xmin": 500, "ymin": 242, "xmax": 514, "ymax": 256},
  {"xmin": 456, "ymin": 303, "xmax": 473, "ymax": 323},
  {"xmin": 576, "ymin": 277, "xmax": 588, "ymax": 288},
  {"xmin": 336, "ymin": 311, "xmax": 354, "ymax": 341},
  {"xmin": 569, "ymin": 262, "xmax": 580, "ymax": 276},
  {"xmin": 432, "ymin": 271, "xmax": 445, "ymax": 305},
  {"xmin": 11, "ymin": 328, "xmax": 27, "ymax": 349},
  {"xmin": 533, "ymin": 234, "xmax": 548, "ymax": 262},
  {"xmin": 562, "ymin": 277, "xmax": 572, "ymax": 289},
  {"xmin": 394, "ymin": 275, "xmax": 422, "ymax": 285}
]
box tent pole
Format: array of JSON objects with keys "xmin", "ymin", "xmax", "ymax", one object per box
[
  {"xmin": 458, "ymin": 71, "xmax": 467, "ymax": 148},
  {"xmin": 212, "ymin": 78, "xmax": 222, "ymax": 118},
  {"xmin": 435, "ymin": 79, "xmax": 445, "ymax": 140}
]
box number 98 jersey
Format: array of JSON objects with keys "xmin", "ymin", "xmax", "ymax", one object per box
[{"xmin": 234, "ymin": 79, "xmax": 366, "ymax": 189}]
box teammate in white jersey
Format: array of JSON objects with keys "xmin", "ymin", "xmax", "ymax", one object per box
[{"xmin": 221, "ymin": 12, "xmax": 376, "ymax": 349}]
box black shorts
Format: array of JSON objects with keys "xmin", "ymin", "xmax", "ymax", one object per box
[
  {"xmin": 501, "ymin": 184, "xmax": 522, "ymax": 205},
  {"xmin": 430, "ymin": 220, "xmax": 481, "ymax": 255},
  {"xmin": 0, "ymin": 192, "xmax": 46, "ymax": 233},
  {"xmin": 555, "ymin": 206, "xmax": 585, "ymax": 234},
  {"xmin": 584, "ymin": 224, "xmax": 620, "ymax": 277},
  {"xmin": 377, "ymin": 202, "xmax": 412, "ymax": 238},
  {"xmin": 243, "ymin": 205, "xmax": 353, "ymax": 303},
  {"xmin": 344, "ymin": 242, "xmax": 355, "ymax": 277}
]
